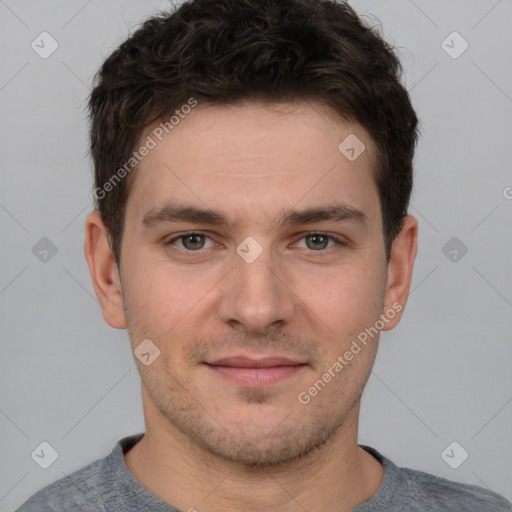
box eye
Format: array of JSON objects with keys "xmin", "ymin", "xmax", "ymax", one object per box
[
  {"xmin": 164, "ymin": 231, "xmax": 345, "ymax": 255},
  {"xmin": 166, "ymin": 232, "xmax": 216, "ymax": 251},
  {"xmin": 294, "ymin": 233, "xmax": 343, "ymax": 251}
]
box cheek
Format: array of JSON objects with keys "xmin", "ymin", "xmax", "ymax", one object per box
[
  {"xmin": 121, "ymin": 254, "xmax": 220, "ymax": 338},
  {"xmin": 297, "ymin": 264, "xmax": 384, "ymax": 335}
]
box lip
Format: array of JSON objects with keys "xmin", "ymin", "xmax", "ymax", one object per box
[
  {"xmin": 207, "ymin": 356, "xmax": 305, "ymax": 367},
  {"xmin": 204, "ymin": 356, "xmax": 307, "ymax": 387}
]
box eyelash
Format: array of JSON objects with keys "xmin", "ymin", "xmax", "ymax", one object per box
[{"xmin": 164, "ymin": 231, "xmax": 346, "ymax": 256}]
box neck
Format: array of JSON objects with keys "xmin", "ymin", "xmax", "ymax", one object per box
[{"xmin": 124, "ymin": 400, "xmax": 384, "ymax": 512}]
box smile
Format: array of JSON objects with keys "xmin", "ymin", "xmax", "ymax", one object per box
[{"xmin": 204, "ymin": 357, "xmax": 308, "ymax": 387}]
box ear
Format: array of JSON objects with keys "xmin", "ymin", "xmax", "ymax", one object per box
[
  {"xmin": 381, "ymin": 214, "xmax": 418, "ymax": 331},
  {"xmin": 84, "ymin": 211, "xmax": 127, "ymax": 329}
]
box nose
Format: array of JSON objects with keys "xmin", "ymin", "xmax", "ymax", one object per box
[{"xmin": 216, "ymin": 245, "xmax": 296, "ymax": 335}]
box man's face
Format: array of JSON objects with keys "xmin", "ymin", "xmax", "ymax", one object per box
[{"xmin": 106, "ymin": 101, "xmax": 402, "ymax": 465}]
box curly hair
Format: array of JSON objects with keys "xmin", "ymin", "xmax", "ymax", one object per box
[{"xmin": 88, "ymin": 0, "xmax": 419, "ymax": 265}]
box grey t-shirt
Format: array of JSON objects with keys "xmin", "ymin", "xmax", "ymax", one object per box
[{"xmin": 16, "ymin": 433, "xmax": 512, "ymax": 511}]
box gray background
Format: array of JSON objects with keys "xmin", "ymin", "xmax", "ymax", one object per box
[{"xmin": 1, "ymin": 0, "xmax": 511, "ymax": 510}]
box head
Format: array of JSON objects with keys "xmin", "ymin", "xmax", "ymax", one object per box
[{"xmin": 85, "ymin": 0, "xmax": 418, "ymax": 466}]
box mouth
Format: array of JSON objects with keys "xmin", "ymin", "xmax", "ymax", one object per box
[{"xmin": 204, "ymin": 356, "xmax": 308, "ymax": 387}]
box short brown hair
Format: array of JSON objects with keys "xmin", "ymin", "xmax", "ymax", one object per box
[{"xmin": 88, "ymin": 0, "xmax": 419, "ymax": 266}]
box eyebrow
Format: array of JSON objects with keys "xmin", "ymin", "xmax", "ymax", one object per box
[{"xmin": 142, "ymin": 203, "xmax": 367, "ymax": 229}]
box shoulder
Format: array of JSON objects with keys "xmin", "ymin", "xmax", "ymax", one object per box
[
  {"xmin": 396, "ymin": 465, "xmax": 512, "ymax": 511},
  {"xmin": 15, "ymin": 455, "xmax": 111, "ymax": 511},
  {"xmin": 15, "ymin": 435, "xmax": 143, "ymax": 512},
  {"xmin": 360, "ymin": 446, "xmax": 512, "ymax": 512}
]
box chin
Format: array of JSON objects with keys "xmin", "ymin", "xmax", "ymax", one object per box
[{"xmin": 186, "ymin": 415, "xmax": 341, "ymax": 468}]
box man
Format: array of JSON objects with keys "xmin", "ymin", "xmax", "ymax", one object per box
[{"xmin": 16, "ymin": 0, "xmax": 511, "ymax": 510}]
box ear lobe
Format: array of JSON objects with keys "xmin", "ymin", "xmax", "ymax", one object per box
[
  {"xmin": 84, "ymin": 211, "xmax": 127, "ymax": 329},
  {"xmin": 381, "ymin": 215, "xmax": 418, "ymax": 331}
]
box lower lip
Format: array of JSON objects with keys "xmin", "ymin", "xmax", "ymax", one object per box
[{"xmin": 206, "ymin": 364, "xmax": 306, "ymax": 387}]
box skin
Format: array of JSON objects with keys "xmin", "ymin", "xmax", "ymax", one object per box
[{"xmin": 85, "ymin": 101, "xmax": 418, "ymax": 512}]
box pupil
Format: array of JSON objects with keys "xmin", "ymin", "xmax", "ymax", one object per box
[
  {"xmin": 307, "ymin": 235, "xmax": 327, "ymax": 250},
  {"xmin": 185, "ymin": 234, "xmax": 204, "ymax": 250}
]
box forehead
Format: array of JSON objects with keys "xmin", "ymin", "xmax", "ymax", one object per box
[{"xmin": 125, "ymin": 101, "xmax": 381, "ymax": 230}]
